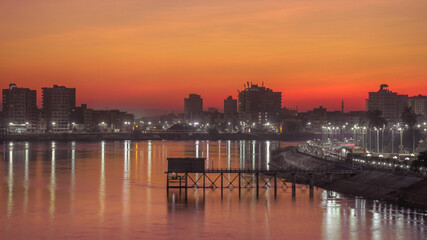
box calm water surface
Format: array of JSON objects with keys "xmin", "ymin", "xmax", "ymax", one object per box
[{"xmin": 1, "ymin": 140, "xmax": 426, "ymax": 240}]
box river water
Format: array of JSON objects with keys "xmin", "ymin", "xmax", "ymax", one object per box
[{"xmin": 0, "ymin": 140, "xmax": 426, "ymax": 239}]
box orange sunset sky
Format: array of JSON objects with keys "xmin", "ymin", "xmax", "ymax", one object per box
[{"xmin": 1, "ymin": 0, "xmax": 426, "ymax": 116}]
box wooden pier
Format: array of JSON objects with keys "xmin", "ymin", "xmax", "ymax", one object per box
[{"xmin": 166, "ymin": 168, "xmax": 358, "ymax": 200}]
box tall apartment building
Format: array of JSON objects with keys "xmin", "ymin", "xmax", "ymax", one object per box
[
  {"xmin": 42, "ymin": 85, "xmax": 76, "ymax": 132},
  {"xmin": 70, "ymin": 104, "xmax": 93, "ymax": 132},
  {"xmin": 224, "ymin": 96, "xmax": 237, "ymax": 121},
  {"xmin": 184, "ymin": 94, "xmax": 203, "ymax": 122},
  {"xmin": 409, "ymin": 95, "xmax": 427, "ymax": 117},
  {"xmin": 238, "ymin": 83, "xmax": 282, "ymax": 124},
  {"xmin": 2, "ymin": 83, "xmax": 38, "ymax": 132},
  {"xmin": 366, "ymin": 84, "xmax": 408, "ymax": 122}
]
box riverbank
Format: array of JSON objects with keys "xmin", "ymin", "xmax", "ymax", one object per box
[
  {"xmin": 270, "ymin": 147, "xmax": 427, "ymax": 209},
  {"xmin": 2, "ymin": 132, "xmax": 314, "ymax": 142}
]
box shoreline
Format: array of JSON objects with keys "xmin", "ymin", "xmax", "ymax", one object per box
[
  {"xmin": 271, "ymin": 147, "xmax": 427, "ymax": 209},
  {"xmin": 1, "ymin": 132, "xmax": 314, "ymax": 142}
]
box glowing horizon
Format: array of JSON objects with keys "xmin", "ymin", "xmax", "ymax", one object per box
[{"xmin": 1, "ymin": 0, "xmax": 426, "ymax": 115}]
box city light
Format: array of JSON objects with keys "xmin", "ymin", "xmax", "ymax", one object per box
[{"xmin": 1, "ymin": 3, "xmax": 427, "ymax": 239}]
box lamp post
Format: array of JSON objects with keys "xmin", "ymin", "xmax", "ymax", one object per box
[
  {"xmin": 361, "ymin": 127, "xmax": 366, "ymax": 149},
  {"xmin": 352, "ymin": 127, "xmax": 356, "ymax": 145},
  {"xmin": 375, "ymin": 127, "xmax": 379, "ymax": 153},
  {"xmin": 381, "ymin": 125, "xmax": 384, "ymax": 153},
  {"xmin": 398, "ymin": 127, "xmax": 403, "ymax": 153},
  {"xmin": 391, "ymin": 126, "xmax": 395, "ymax": 153},
  {"xmin": 342, "ymin": 125, "xmax": 346, "ymax": 141}
]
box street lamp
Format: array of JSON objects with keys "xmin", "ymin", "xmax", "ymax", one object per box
[
  {"xmin": 398, "ymin": 127, "xmax": 404, "ymax": 153},
  {"xmin": 391, "ymin": 126, "xmax": 395, "ymax": 153},
  {"xmin": 374, "ymin": 127, "xmax": 379, "ymax": 153},
  {"xmin": 362, "ymin": 127, "xmax": 366, "ymax": 148}
]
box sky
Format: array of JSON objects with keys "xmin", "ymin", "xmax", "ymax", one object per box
[{"xmin": 1, "ymin": 0, "xmax": 426, "ymax": 116}]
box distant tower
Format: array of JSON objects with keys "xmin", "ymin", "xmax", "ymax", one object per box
[
  {"xmin": 42, "ymin": 85, "xmax": 76, "ymax": 132},
  {"xmin": 184, "ymin": 94, "xmax": 203, "ymax": 122},
  {"xmin": 341, "ymin": 99, "xmax": 344, "ymax": 113}
]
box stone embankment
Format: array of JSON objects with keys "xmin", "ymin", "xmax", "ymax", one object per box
[{"xmin": 270, "ymin": 147, "xmax": 427, "ymax": 209}]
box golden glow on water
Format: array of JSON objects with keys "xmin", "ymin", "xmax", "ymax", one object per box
[
  {"xmin": 227, "ymin": 140, "xmax": 231, "ymax": 170},
  {"xmin": 195, "ymin": 140, "xmax": 199, "ymax": 158},
  {"xmin": 24, "ymin": 142, "xmax": 29, "ymax": 213},
  {"xmin": 206, "ymin": 141, "xmax": 209, "ymax": 169},
  {"xmin": 266, "ymin": 141, "xmax": 270, "ymax": 171},
  {"xmin": 71, "ymin": 141, "xmax": 75, "ymax": 213},
  {"xmin": 147, "ymin": 141, "xmax": 152, "ymax": 184},
  {"xmin": 50, "ymin": 142, "xmax": 56, "ymax": 220},
  {"xmin": 1, "ymin": 140, "xmax": 426, "ymax": 239},
  {"xmin": 218, "ymin": 140, "xmax": 221, "ymax": 169},
  {"xmin": 8, "ymin": 143, "xmax": 13, "ymax": 218},
  {"xmin": 99, "ymin": 141, "xmax": 105, "ymax": 220},
  {"xmin": 242, "ymin": 140, "xmax": 246, "ymax": 169},
  {"xmin": 134, "ymin": 143, "xmax": 138, "ymax": 180},
  {"xmin": 123, "ymin": 140, "xmax": 130, "ymax": 230},
  {"xmin": 252, "ymin": 140, "xmax": 255, "ymax": 169}
]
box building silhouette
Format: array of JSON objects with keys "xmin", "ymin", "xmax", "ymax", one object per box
[
  {"xmin": 70, "ymin": 104, "xmax": 93, "ymax": 132},
  {"xmin": 238, "ymin": 83, "xmax": 281, "ymax": 124},
  {"xmin": 409, "ymin": 95, "xmax": 427, "ymax": 117},
  {"xmin": 92, "ymin": 109, "xmax": 134, "ymax": 132},
  {"xmin": 224, "ymin": 96, "xmax": 237, "ymax": 121},
  {"xmin": 366, "ymin": 84, "xmax": 408, "ymax": 122},
  {"xmin": 42, "ymin": 85, "xmax": 76, "ymax": 132},
  {"xmin": 2, "ymin": 83, "xmax": 38, "ymax": 132},
  {"xmin": 184, "ymin": 94, "xmax": 203, "ymax": 122}
]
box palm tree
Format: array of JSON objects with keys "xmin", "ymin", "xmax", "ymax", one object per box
[
  {"xmin": 401, "ymin": 107, "xmax": 417, "ymax": 153},
  {"xmin": 367, "ymin": 110, "xmax": 387, "ymax": 152}
]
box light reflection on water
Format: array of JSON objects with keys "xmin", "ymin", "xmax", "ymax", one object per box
[{"xmin": 0, "ymin": 140, "xmax": 426, "ymax": 240}]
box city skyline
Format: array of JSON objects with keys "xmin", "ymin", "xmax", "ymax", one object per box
[
  {"xmin": 2, "ymin": 1, "xmax": 427, "ymax": 240},
  {"xmin": 1, "ymin": 82, "xmax": 425, "ymax": 117},
  {"xmin": 1, "ymin": 0, "xmax": 426, "ymax": 114}
]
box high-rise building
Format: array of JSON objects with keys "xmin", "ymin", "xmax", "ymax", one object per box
[
  {"xmin": 409, "ymin": 95, "xmax": 427, "ymax": 117},
  {"xmin": 42, "ymin": 85, "xmax": 76, "ymax": 132},
  {"xmin": 238, "ymin": 83, "xmax": 282, "ymax": 124},
  {"xmin": 70, "ymin": 104, "xmax": 93, "ymax": 132},
  {"xmin": 224, "ymin": 96, "xmax": 237, "ymax": 121},
  {"xmin": 366, "ymin": 84, "xmax": 408, "ymax": 122},
  {"xmin": 184, "ymin": 94, "xmax": 203, "ymax": 122},
  {"xmin": 2, "ymin": 83, "xmax": 38, "ymax": 132}
]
